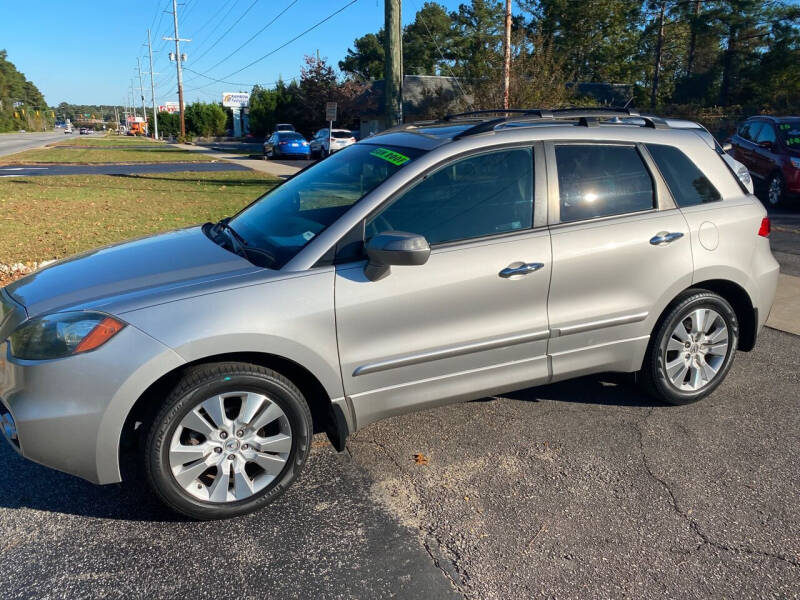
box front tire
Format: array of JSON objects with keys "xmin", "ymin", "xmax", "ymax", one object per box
[
  {"xmin": 144, "ymin": 362, "xmax": 312, "ymax": 520},
  {"xmin": 766, "ymin": 171, "xmax": 785, "ymax": 207},
  {"xmin": 639, "ymin": 291, "xmax": 738, "ymax": 405}
]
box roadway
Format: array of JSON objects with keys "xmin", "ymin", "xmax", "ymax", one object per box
[{"xmin": 0, "ymin": 131, "xmax": 63, "ymax": 159}]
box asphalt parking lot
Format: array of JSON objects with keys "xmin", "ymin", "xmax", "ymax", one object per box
[
  {"xmin": 0, "ymin": 325, "xmax": 797, "ymax": 599},
  {"xmin": 0, "ymin": 155, "xmax": 798, "ymax": 598}
]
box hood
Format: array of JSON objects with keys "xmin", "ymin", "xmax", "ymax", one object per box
[{"xmin": 6, "ymin": 226, "xmax": 261, "ymax": 317}]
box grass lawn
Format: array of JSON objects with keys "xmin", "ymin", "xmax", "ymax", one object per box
[
  {"xmin": 0, "ymin": 135, "xmax": 214, "ymax": 164},
  {"xmin": 0, "ymin": 170, "xmax": 279, "ymax": 267}
]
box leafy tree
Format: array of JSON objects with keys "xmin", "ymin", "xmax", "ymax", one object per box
[
  {"xmin": 0, "ymin": 49, "xmax": 53, "ymax": 132},
  {"xmin": 185, "ymin": 102, "xmax": 227, "ymax": 137},
  {"xmin": 339, "ymin": 32, "xmax": 385, "ymax": 80}
]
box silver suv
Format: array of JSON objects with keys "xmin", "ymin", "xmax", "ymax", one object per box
[{"xmin": 0, "ymin": 109, "xmax": 779, "ymax": 519}]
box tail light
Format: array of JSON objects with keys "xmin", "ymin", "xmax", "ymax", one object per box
[
  {"xmin": 758, "ymin": 217, "xmax": 771, "ymax": 238},
  {"xmin": 279, "ymin": 141, "xmax": 287, "ymax": 146}
]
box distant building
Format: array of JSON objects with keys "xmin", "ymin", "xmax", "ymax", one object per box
[{"xmin": 356, "ymin": 75, "xmax": 470, "ymax": 137}]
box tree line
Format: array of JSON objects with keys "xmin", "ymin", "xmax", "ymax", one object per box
[
  {"xmin": 0, "ymin": 50, "xmax": 54, "ymax": 132},
  {"xmin": 338, "ymin": 0, "xmax": 800, "ymax": 112}
]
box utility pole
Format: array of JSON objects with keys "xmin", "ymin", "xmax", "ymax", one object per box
[
  {"xmin": 147, "ymin": 28, "xmax": 159, "ymax": 140},
  {"xmin": 137, "ymin": 57, "xmax": 147, "ymax": 133},
  {"xmin": 503, "ymin": 0, "xmax": 511, "ymax": 110},
  {"xmin": 384, "ymin": 0, "xmax": 402, "ymax": 128},
  {"xmin": 164, "ymin": 0, "xmax": 191, "ymax": 138}
]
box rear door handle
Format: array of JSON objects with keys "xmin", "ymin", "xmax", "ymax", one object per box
[
  {"xmin": 650, "ymin": 231, "xmax": 684, "ymax": 246},
  {"xmin": 499, "ymin": 262, "xmax": 544, "ymax": 278}
]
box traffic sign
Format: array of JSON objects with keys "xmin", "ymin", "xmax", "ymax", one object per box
[{"xmin": 325, "ymin": 102, "xmax": 337, "ymax": 122}]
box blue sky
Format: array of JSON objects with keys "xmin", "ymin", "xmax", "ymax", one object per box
[{"xmin": 2, "ymin": 0, "xmax": 465, "ymax": 106}]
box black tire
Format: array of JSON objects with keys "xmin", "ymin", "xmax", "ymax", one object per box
[
  {"xmin": 144, "ymin": 362, "xmax": 313, "ymax": 520},
  {"xmin": 766, "ymin": 171, "xmax": 785, "ymax": 207},
  {"xmin": 639, "ymin": 290, "xmax": 739, "ymax": 405}
]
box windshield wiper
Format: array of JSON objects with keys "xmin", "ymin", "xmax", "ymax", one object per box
[
  {"xmin": 211, "ymin": 218, "xmax": 277, "ymax": 268},
  {"xmin": 215, "ymin": 218, "xmax": 248, "ymax": 250}
]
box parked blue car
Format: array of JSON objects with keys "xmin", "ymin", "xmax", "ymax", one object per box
[{"xmin": 264, "ymin": 131, "xmax": 311, "ymax": 159}]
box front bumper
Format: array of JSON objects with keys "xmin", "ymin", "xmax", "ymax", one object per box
[{"xmin": 0, "ymin": 324, "xmax": 183, "ymax": 484}]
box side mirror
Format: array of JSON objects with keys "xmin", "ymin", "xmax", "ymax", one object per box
[
  {"xmin": 758, "ymin": 140, "xmax": 773, "ymax": 150},
  {"xmin": 722, "ymin": 142, "xmax": 733, "ymax": 153},
  {"xmin": 364, "ymin": 231, "xmax": 430, "ymax": 281}
]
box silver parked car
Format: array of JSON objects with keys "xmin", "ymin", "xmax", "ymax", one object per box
[{"xmin": 0, "ymin": 108, "xmax": 779, "ymax": 519}]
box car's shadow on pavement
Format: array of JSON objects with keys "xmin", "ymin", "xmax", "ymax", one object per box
[
  {"xmin": 0, "ymin": 446, "xmax": 185, "ymax": 521},
  {"xmin": 500, "ymin": 373, "xmax": 668, "ymax": 408},
  {"xmin": 0, "ymin": 375, "xmax": 661, "ymax": 521}
]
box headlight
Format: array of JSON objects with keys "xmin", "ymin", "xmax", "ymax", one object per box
[
  {"xmin": 8, "ymin": 312, "xmax": 125, "ymax": 361},
  {"xmin": 790, "ymin": 157, "xmax": 800, "ymax": 169}
]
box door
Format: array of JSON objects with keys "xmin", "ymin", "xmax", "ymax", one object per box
[
  {"xmin": 752, "ymin": 121, "xmax": 778, "ymax": 179},
  {"xmin": 733, "ymin": 121, "xmax": 763, "ymax": 174},
  {"xmin": 335, "ymin": 146, "xmax": 551, "ymax": 428},
  {"xmin": 544, "ymin": 142, "xmax": 694, "ymax": 380}
]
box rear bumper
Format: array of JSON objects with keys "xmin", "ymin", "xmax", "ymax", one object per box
[
  {"xmin": 751, "ymin": 241, "xmax": 780, "ymax": 334},
  {"xmin": 0, "ymin": 325, "xmax": 183, "ymax": 484}
]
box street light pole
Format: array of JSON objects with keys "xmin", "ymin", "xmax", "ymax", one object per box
[
  {"xmin": 164, "ymin": 0, "xmax": 191, "ymax": 138},
  {"xmin": 137, "ymin": 57, "xmax": 147, "ymax": 133},
  {"xmin": 147, "ymin": 28, "xmax": 159, "ymax": 140}
]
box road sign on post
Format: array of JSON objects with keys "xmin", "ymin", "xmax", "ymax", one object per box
[
  {"xmin": 325, "ymin": 102, "xmax": 337, "ymax": 122},
  {"xmin": 325, "ymin": 102, "xmax": 337, "ymax": 157}
]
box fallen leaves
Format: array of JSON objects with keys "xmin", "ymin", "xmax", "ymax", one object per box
[{"xmin": 412, "ymin": 452, "xmax": 429, "ymax": 465}]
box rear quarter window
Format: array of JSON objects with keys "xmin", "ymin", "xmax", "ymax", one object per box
[{"xmin": 646, "ymin": 144, "xmax": 721, "ymax": 207}]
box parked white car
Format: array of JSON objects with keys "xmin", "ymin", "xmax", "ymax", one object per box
[{"xmin": 310, "ymin": 128, "xmax": 356, "ymax": 158}]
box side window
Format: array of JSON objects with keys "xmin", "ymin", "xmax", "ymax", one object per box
[
  {"xmin": 368, "ymin": 148, "xmax": 534, "ymax": 245},
  {"xmin": 744, "ymin": 121, "xmax": 763, "ymax": 142},
  {"xmin": 755, "ymin": 123, "xmax": 776, "ymax": 144},
  {"xmin": 555, "ymin": 145, "xmax": 654, "ymax": 223},
  {"xmin": 646, "ymin": 144, "xmax": 721, "ymax": 207}
]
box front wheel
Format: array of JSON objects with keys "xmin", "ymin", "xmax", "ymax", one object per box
[
  {"xmin": 145, "ymin": 362, "xmax": 313, "ymax": 520},
  {"xmin": 639, "ymin": 291, "xmax": 739, "ymax": 405},
  {"xmin": 766, "ymin": 172, "xmax": 785, "ymax": 207}
]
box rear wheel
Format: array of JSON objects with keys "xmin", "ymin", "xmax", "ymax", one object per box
[
  {"xmin": 639, "ymin": 291, "xmax": 738, "ymax": 405},
  {"xmin": 145, "ymin": 362, "xmax": 312, "ymax": 520},
  {"xmin": 766, "ymin": 171, "xmax": 785, "ymax": 207}
]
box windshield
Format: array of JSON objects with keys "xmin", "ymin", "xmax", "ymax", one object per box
[
  {"xmin": 228, "ymin": 143, "xmax": 423, "ymax": 268},
  {"xmin": 777, "ymin": 120, "xmax": 800, "ymax": 148}
]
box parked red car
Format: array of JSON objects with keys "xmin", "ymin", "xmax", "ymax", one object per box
[{"xmin": 729, "ymin": 116, "xmax": 800, "ymax": 206}]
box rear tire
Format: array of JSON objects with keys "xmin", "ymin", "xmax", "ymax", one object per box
[
  {"xmin": 144, "ymin": 362, "xmax": 313, "ymax": 520},
  {"xmin": 639, "ymin": 290, "xmax": 738, "ymax": 405}
]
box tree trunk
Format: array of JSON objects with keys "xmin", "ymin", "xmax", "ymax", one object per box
[
  {"xmin": 720, "ymin": 24, "xmax": 736, "ymax": 106},
  {"xmin": 650, "ymin": 1, "xmax": 666, "ymax": 110},
  {"xmin": 686, "ymin": 0, "xmax": 701, "ymax": 77},
  {"xmin": 503, "ymin": 0, "xmax": 512, "ymax": 110}
]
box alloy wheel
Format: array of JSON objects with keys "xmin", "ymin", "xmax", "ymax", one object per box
[
  {"xmin": 768, "ymin": 175, "xmax": 783, "ymax": 206},
  {"xmin": 169, "ymin": 391, "xmax": 292, "ymax": 503},
  {"xmin": 663, "ymin": 308, "xmax": 729, "ymax": 391}
]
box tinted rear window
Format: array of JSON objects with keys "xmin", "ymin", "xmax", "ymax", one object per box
[
  {"xmin": 278, "ymin": 133, "xmax": 303, "ymax": 140},
  {"xmin": 555, "ymin": 145, "xmax": 655, "ymax": 223},
  {"xmin": 331, "ymin": 131, "xmax": 352, "ymax": 139},
  {"xmin": 647, "ymin": 144, "xmax": 721, "ymax": 207}
]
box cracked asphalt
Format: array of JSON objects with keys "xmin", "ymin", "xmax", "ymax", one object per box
[{"xmin": 0, "ymin": 327, "xmax": 797, "ymax": 598}]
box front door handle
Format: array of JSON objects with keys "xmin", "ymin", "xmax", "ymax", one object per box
[
  {"xmin": 650, "ymin": 231, "xmax": 684, "ymax": 246},
  {"xmin": 499, "ymin": 262, "xmax": 544, "ymax": 278}
]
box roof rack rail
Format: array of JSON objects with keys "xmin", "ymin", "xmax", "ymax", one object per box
[{"xmin": 447, "ymin": 107, "xmax": 669, "ymax": 139}]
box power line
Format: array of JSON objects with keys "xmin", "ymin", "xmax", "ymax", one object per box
[
  {"xmin": 195, "ymin": 0, "xmax": 298, "ymax": 76},
  {"xmin": 218, "ymin": 0, "xmax": 359, "ymax": 81},
  {"xmin": 188, "ymin": 0, "xmax": 261, "ymax": 67}
]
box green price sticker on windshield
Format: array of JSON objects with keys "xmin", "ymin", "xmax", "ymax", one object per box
[{"xmin": 370, "ymin": 147, "xmax": 411, "ymax": 166}]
